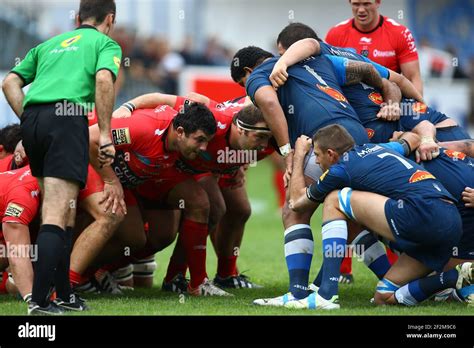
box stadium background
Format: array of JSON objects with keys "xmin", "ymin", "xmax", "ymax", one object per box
[{"xmin": 0, "ymin": 0, "xmax": 473, "ymax": 315}]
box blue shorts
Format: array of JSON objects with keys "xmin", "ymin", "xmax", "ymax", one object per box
[
  {"xmin": 455, "ymin": 210, "xmax": 474, "ymax": 260},
  {"xmin": 436, "ymin": 126, "xmax": 472, "ymax": 142},
  {"xmin": 332, "ymin": 119, "xmax": 370, "ymax": 145},
  {"xmin": 384, "ymin": 197, "xmax": 462, "ymax": 271}
]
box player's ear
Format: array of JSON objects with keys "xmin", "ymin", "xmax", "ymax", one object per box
[
  {"xmin": 243, "ymin": 67, "xmax": 253, "ymax": 74},
  {"xmin": 75, "ymin": 14, "xmax": 81, "ymax": 27},
  {"xmin": 0, "ymin": 145, "xmax": 4, "ymax": 153},
  {"xmin": 176, "ymin": 126, "xmax": 185, "ymax": 138}
]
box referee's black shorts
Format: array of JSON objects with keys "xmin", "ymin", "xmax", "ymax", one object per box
[{"xmin": 21, "ymin": 102, "xmax": 89, "ymax": 189}]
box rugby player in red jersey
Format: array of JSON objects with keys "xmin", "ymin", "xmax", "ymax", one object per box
[
  {"xmin": 0, "ymin": 167, "xmax": 40, "ymax": 305},
  {"xmin": 326, "ymin": 0, "xmax": 422, "ymax": 94},
  {"xmin": 115, "ymin": 92, "xmax": 274, "ymax": 290},
  {"xmin": 69, "ymin": 103, "xmax": 222, "ymax": 296}
]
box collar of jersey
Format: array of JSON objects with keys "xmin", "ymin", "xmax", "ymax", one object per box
[
  {"xmin": 76, "ymin": 24, "xmax": 98, "ymax": 31},
  {"xmin": 352, "ymin": 15, "xmax": 384, "ymax": 34}
]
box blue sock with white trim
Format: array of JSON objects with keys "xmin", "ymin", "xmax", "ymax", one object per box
[
  {"xmin": 284, "ymin": 224, "xmax": 314, "ymax": 299},
  {"xmin": 318, "ymin": 220, "xmax": 348, "ymax": 300},
  {"xmin": 394, "ymin": 269, "xmax": 459, "ymax": 305},
  {"xmin": 352, "ymin": 230, "xmax": 391, "ymax": 279}
]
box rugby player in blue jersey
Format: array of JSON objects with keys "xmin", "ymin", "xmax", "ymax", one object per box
[
  {"xmin": 230, "ymin": 44, "xmax": 402, "ymax": 305},
  {"xmin": 286, "ymin": 125, "xmax": 472, "ymax": 309}
]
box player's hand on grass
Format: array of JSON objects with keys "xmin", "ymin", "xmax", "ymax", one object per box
[
  {"xmin": 377, "ymin": 102, "xmax": 401, "ymax": 121},
  {"xmin": 98, "ymin": 135, "xmax": 116, "ymax": 168},
  {"xmin": 112, "ymin": 106, "xmax": 132, "ymax": 118},
  {"xmin": 100, "ymin": 180, "xmax": 127, "ymax": 215},
  {"xmin": 270, "ymin": 61, "xmax": 289, "ymax": 89},
  {"xmin": 462, "ymin": 187, "xmax": 474, "ymax": 208},
  {"xmin": 416, "ymin": 137, "xmax": 440, "ymax": 162}
]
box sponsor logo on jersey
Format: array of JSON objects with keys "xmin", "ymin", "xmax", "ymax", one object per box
[
  {"xmin": 443, "ymin": 149, "xmax": 466, "ymax": 161},
  {"xmin": 361, "ymin": 49, "xmax": 369, "ymax": 57},
  {"xmin": 368, "ymin": 92, "xmax": 383, "ymax": 105},
  {"xmin": 155, "ymin": 129, "xmax": 166, "ymax": 136},
  {"xmin": 317, "ymin": 85, "xmax": 348, "ymax": 103},
  {"xmin": 112, "ymin": 128, "xmax": 131, "ymax": 145},
  {"xmin": 360, "ymin": 37, "xmax": 372, "ymax": 44},
  {"xmin": 60, "ymin": 35, "xmax": 82, "ymax": 48},
  {"xmin": 5, "ymin": 203, "xmax": 24, "ymax": 218},
  {"xmin": 408, "ymin": 170, "xmax": 436, "ymax": 183},
  {"xmin": 373, "ymin": 49, "xmax": 396, "ymax": 58},
  {"xmin": 412, "ymin": 102, "xmax": 427, "ymax": 114},
  {"xmin": 114, "ymin": 56, "xmax": 121, "ymax": 68},
  {"xmin": 319, "ymin": 169, "xmax": 329, "ymax": 181},
  {"xmin": 366, "ymin": 128, "xmax": 375, "ymax": 139},
  {"xmin": 217, "ymin": 121, "xmax": 227, "ymax": 130},
  {"xmin": 356, "ymin": 145, "xmax": 383, "ymax": 158}
]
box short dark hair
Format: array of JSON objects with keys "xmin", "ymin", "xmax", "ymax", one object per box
[
  {"xmin": 0, "ymin": 124, "xmax": 21, "ymax": 153},
  {"xmin": 277, "ymin": 23, "xmax": 321, "ymax": 50},
  {"xmin": 79, "ymin": 0, "xmax": 116, "ymax": 25},
  {"xmin": 233, "ymin": 105, "xmax": 265, "ymax": 127},
  {"xmin": 230, "ymin": 46, "xmax": 274, "ymax": 83},
  {"xmin": 173, "ymin": 103, "xmax": 216, "ymax": 137},
  {"xmin": 313, "ymin": 124, "xmax": 355, "ymax": 155}
]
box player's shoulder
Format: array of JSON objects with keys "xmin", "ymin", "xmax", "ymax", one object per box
[
  {"xmin": 330, "ymin": 18, "xmax": 352, "ymax": 30},
  {"xmin": 382, "ymin": 16, "xmax": 410, "ymax": 32}
]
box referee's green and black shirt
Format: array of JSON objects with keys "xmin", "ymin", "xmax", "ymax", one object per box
[{"xmin": 11, "ymin": 25, "xmax": 122, "ymax": 109}]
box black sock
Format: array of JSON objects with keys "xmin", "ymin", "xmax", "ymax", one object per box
[
  {"xmin": 54, "ymin": 227, "xmax": 73, "ymax": 301},
  {"xmin": 32, "ymin": 224, "xmax": 65, "ymax": 307}
]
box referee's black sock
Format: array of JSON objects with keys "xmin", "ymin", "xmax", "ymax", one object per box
[
  {"xmin": 53, "ymin": 226, "xmax": 73, "ymax": 301},
  {"xmin": 32, "ymin": 224, "xmax": 65, "ymax": 307}
]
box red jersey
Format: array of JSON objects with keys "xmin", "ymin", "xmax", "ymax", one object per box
[
  {"xmin": 107, "ymin": 106, "xmax": 180, "ymax": 188},
  {"xmin": 0, "ymin": 166, "xmax": 40, "ymax": 227},
  {"xmin": 172, "ymin": 96, "xmax": 274, "ymax": 175},
  {"xmin": 325, "ymin": 15, "xmax": 418, "ymax": 72},
  {"xmin": 0, "ymin": 155, "xmax": 15, "ymax": 173}
]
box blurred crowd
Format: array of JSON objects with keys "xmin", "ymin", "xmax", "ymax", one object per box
[{"xmin": 110, "ymin": 27, "xmax": 235, "ymax": 104}]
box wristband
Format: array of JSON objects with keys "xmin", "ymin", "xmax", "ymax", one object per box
[
  {"xmin": 121, "ymin": 102, "xmax": 136, "ymax": 113},
  {"xmin": 279, "ymin": 143, "xmax": 292, "ymax": 158}
]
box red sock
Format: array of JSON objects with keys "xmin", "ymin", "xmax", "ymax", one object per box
[
  {"xmin": 0, "ymin": 272, "xmax": 8, "ymax": 294},
  {"xmin": 180, "ymin": 219, "xmax": 208, "ymax": 288},
  {"xmin": 217, "ymin": 255, "xmax": 238, "ymax": 278},
  {"xmin": 69, "ymin": 270, "xmax": 86, "ymax": 286},
  {"xmin": 274, "ymin": 170, "xmax": 286, "ymax": 208},
  {"xmin": 386, "ymin": 247, "xmax": 399, "ymax": 265},
  {"xmin": 340, "ymin": 255, "xmax": 352, "ymax": 274},
  {"xmin": 164, "ymin": 259, "xmax": 188, "ymax": 282}
]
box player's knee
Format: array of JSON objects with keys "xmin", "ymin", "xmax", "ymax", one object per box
[
  {"xmin": 149, "ymin": 233, "xmax": 176, "ymax": 252},
  {"xmin": 182, "ymin": 189, "xmax": 210, "ymax": 220},
  {"xmin": 228, "ymin": 202, "xmax": 252, "ymax": 223},
  {"xmin": 208, "ymin": 201, "xmax": 226, "ymax": 228}
]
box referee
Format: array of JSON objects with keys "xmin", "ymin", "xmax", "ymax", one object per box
[{"xmin": 2, "ymin": 0, "xmax": 121, "ymax": 315}]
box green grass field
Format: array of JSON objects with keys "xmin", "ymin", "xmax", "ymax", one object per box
[{"xmin": 0, "ymin": 159, "xmax": 473, "ymax": 316}]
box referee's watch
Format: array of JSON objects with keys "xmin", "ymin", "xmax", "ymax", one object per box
[{"xmin": 279, "ymin": 143, "xmax": 292, "ymax": 158}]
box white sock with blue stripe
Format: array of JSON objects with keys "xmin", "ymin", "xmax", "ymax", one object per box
[
  {"xmin": 352, "ymin": 230, "xmax": 391, "ymax": 279},
  {"xmin": 319, "ymin": 220, "xmax": 347, "ymax": 300},
  {"xmin": 284, "ymin": 224, "xmax": 314, "ymax": 299}
]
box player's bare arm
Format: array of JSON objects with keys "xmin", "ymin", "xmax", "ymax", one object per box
[
  {"xmin": 400, "ymin": 60, "xmax": 423, "ymax": 96},
  {"xmin": 270, "ymin": 38, "xmax": 321, "ymax": 88},
  {"xmin": 439, "ymin": 139, "xmax": 474, "ymax": 157},
  {"xmin": 376, "ymin": 80, "xmax": 402, "ymax": 121},
  {"xmin": 113, "ymin": 93, "xmax": 178, "ymax": 118},
  {"xmin": 254, "ymin": 85, "xmax": 293, "ymax": 181},
  {"xmin": 89, "ymin": 124, "xmax": 126, "ymax": 215},
  {"xmin": 388, "ymin": 70, "xmax": 424, "ymax": 102},
  {"xmin": 2, "ymin": 73, "xmax": 25, "ymax": 118},
  {"xmin": 95, "ymin": 69, "xmax": 117, "ymax": 167},
  {"xmin": 289, "ymin": 135, "xmax": 319, "ymax": 213}
]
